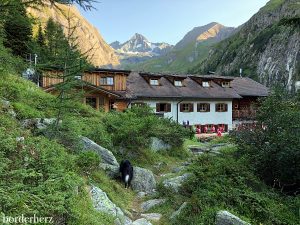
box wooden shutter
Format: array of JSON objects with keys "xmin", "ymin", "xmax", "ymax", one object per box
[
  {"xmin": 166, "ymin": 103, "xmax": 171, "ymax": 112},
  {"xmin": 206, "ymin": 103, "xmax": 210, "ymax": 112},
  {"xmin": 224, "ymin": 104, "xmax": 228, "ymax": 112},
  {"xmin": 189, "ymin": 103, "xmax": 194, "ymax": 112},
  {"xmin": 156, "ymin": 103, "xmax": 160, "ymax": 112},
  {"xmin": 215, "ymin": 104, "xmax": 218, "ymax": 112},
  {"xmin": 180, "ymin": 103, "xmax": 184, "ymax": 112},
  {"xmin": 197, "ymin": 103, "xmax": 200, "ymax": 112}
]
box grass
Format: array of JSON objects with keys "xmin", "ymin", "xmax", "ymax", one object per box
[
  {"xmin": 261, "ymin": 0, "xmax": 285, "ymax": 12},
  {"xmin": 91, "ymin": 170, "xmax": 136, "ymax": 212}
]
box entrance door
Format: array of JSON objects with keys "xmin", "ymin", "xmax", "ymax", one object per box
[{"xmin": 86, "ymin": 97, "xmax": 97, "ymax": 109}]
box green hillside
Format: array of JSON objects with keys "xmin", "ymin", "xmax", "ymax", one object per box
[
  {"xmin": 125, "ymin": 39, "xmax": 214, "ymax": 73},
  {"xmin": 190, "ymin": 0, "xmax": 300, "ymax": 89}
]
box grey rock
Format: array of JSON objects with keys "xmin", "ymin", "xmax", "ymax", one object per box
[
  {"xmin": 99, "ymin": 163, "xmax": 120, "ymax": 178},
  {"xmin": 150, "ymin": 137, "xmax": 171, "ymax": 152},
  {"xmin": 170, "ymin": 202, "xmax": 187, "ymax": 220},
  {"xmin": 137, "ymin": 192, "xmax": 147, "ymax": 198},
  {"xmin": 131, "ymin": 167, "xmax": 156, "ymax": 193},
  {"xmin": 1, "ymin": 99, "xmax": 11, "ymax": 108},
  {"xmin": 81, "ymin": 136, "xmax": 119, "ymax": 166},
  {"xmin": 140, "ymin": 213, "xmax": 162, "ymax": 222},
  {"xmin": 141, "ymin": 199, "xmax": 166, "ymax": 212},
  {"xmin": 162, "ymin": 173, "xmax": 192, "ymax": 192},
  {"xmin": 172, "ymin": 166, "xmax": 185, "ymax": 173},
  {"xmin": 115, "ymin": 217, "xmax": 132, "ymax": 225},
  {"xmin": 90, "ymin": 185, "xmax": 132, "ymax": 225},
  {"xmin": 216, "ymin": 210, "xmax": 251, "ymax": 225},
  {"xmin": 1, "ymin": 99, "xmax": 16, "ymax": 118},
  {"xmin": 21, "ymin": 118, "xmax": 59, "ymax": 130},
  {"xmin": 131, "ymin": 218, "xmax": 152, "ymax": 225}
]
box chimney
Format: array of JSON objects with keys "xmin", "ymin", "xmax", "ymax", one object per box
[{"xmin": 239, "ymin": 68, "xmax": 243, "ymax": 77}]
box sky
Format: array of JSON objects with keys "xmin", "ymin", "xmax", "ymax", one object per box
[{"xmin": 79, "ymin": 0, "xmax": 270, "ymax": 45}]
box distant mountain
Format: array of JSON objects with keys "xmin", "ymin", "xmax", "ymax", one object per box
[
  {"xmin": 175, "ymin": 22, "xmax": 235, "ymax": 49},
  {"xmin": 190, "ymin": 0, "xmax": 300, "ymax": 90},
  {"xmin": 126, "ymin": 22, "xmax": 236, "ymax": 73},
  {"xmin": 27, "ymin": 1, "xmax": 119, "ymax": 67},
  {"xmin": 110, "ymin": 33, "xmax": 173, "ymax": 65}
]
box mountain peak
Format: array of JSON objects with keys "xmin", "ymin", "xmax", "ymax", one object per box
[{"xmin": 175, "ymin": 22, "xmax": 234, "ymax": 49}]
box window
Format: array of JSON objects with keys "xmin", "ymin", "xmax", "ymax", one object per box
[
  {"xmin": 132, "ymin": 102, "xmax": 146, "ymax": 107},
  {"xmin": 180, "ymin": 103, "xmax": 194, "ymax": 112},
  {"xmin": 86, "ymin": 97, "xmax": 97, "ymax": 109},
  {"xmin": 221, "ymin": 81, "xmax": 230, "ymax": 87},
  {"xmin": 174, "ymin": 80, "xmax": 183, "ymax": 87},
  {"xmin": 156, "ymin": 103, "xmax": 171, "ymax": 112},
  {"xmin": 100, "ymin": 77, "xmax": 114, "ymax": 85},
  {"xmin": 74, "ymin": 75, "xmax": 82, "ymax": 80},
  {"xmin": 202, "ymin": 81, "xmax": 210, "ymax": 87},
  {"xmin": 197, "ymin": 103, "xmax": 210, "ymax": 112},
  {"xmin": 150, "ymin": 79, "xmax": 159, "ymax": 86},
  {"xmin": 216, "ymin": 103, "xmax": 228, "ymax": 112},
  {"xmin": 99, "ymin": 97, "xmax": 105, "ymax": 109}
]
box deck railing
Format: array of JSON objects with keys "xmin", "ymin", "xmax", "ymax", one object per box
[{"xmin": 233, "ymin": 109, "xmax": 257, "ymax": 119}]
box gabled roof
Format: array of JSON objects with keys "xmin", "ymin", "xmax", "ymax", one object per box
[
  {"xmin": 231, "ymin": 77, "xmax": 269, "ymax": 97},
  {"xmin": 126, "ymin": 72, "xmax": 242, "ymax": 99}
]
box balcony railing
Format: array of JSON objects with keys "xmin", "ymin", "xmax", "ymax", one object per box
[{"xmin": 233, "ymin": 109, "xmax": 257, "ymax": 119}]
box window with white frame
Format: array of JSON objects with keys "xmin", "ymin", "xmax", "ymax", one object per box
[
  {"xmin": 221, "ymin": 81, "xmax": 230, "ymax": 87},
  {"xmin": 197, "ymin": 103, "xmax": 210, "ymax": 112},
  {"xmin": 202, "ymin": 81, "xmax": 210, "ymax": 87},
  {"xmin": 216, "ymin": 103, "xmax": 228, "ymax": 112},
  {"xmin": 150, "ymin": 79, "xmax": 159, "ymax": 86},
  {"xmin": 100, "ymin": 77, "xmax": 114, "ymax": 85},
  {"xmin": 174, "ymin": 80, "xmax": 183, "ymax": 87}
]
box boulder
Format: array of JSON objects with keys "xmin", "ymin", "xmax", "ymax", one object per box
[
  {"xmin": 140, "ymin": 213, "xmax": 162, "ymax": 222},
  {"xmin": 137, "ymin": 192, "xmax": 147, "ymax": 198},
  {"xmin": 150, "ymin": 137, "xmax": 171, "ymax": 152},
  {"xmin": 131, "ymin": 218, "xmax": 152, "ymax": 225},
  {"xmin": 216, "ymin": 211, "xmax": 251, "ymax": 225},
  {"xmin": 99, "ymin": 163, "xmax": 119, "ymax": 179},
  {"xmin": 162, "ymin": 173, "xmax": 192, "ymax": 193},
  {"xmin": 170, "ymin": 202, "xmax": 187, "ymax": 220},
  {"xmin": 81, "ymin": 136, "xmax": 119, "ymax": 166},
  {"xmin": 90, "ymin": 185, "xmax": 131, "ymax": 225},
  {"xmin": 21, "ymin": 118, "xmax": 59, "ymax": 130},
  {"xmin": 1, "ymin": 99, "xmax": 16, "ymax": 118},
  {"xmin": 131, "ymin": 167, "xmax": 156, "ymax": 193},
  {"xmin": 141, "ymin": 199, "xmax": 166, "ymax": 212}
]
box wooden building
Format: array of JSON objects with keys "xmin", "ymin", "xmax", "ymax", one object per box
[{"xmin": 41, "ymin": 68, "xmax": 268, "ymax": 130}]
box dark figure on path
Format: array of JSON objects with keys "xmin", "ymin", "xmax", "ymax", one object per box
[{"xmin": 119, "ymin": 160, "xmax": 133, "ymax": 189}]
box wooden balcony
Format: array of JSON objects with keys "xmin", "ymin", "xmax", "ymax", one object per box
[{"xmin": 233, "ymin": 109, "xmax": 257, "ymax": 119}]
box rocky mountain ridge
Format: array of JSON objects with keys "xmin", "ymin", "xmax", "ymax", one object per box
[
  {"xmin": 126, "ymin": 22, "xmax": 236, "ymax": 73},
  {"xmin": 191, "ymin": 0, "xmax": 300, "ymax": 91},
  {"xmin": 27, "ymin": 1, "xmax": 119, "ymax": 67},
  {"xmin": 110, "ymin": 33, "xmax": 173, "ymax": 65}
]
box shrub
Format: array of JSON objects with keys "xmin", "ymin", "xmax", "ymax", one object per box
[
  {"xmin": 232, "ymin": 88, "xmax": 300, "ymax": 193},
  {"xmin": 176, "ymin": 152, "xmax": 300, "ymax": 225},
  {"xmin": 76, "ymin": 151, "xmax": 100, "ymax": 175},
  {"xmin": 103, "ymin": 106, "xmax": 190, "ymax": 156}
]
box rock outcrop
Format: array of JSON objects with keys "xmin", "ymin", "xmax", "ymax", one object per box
[
  {"xmin": 131, "ymin": 218, "xmax": 152, "ymax": 225},
  {"xmin": 81, "ymin": 136, "xmax": 119, "ymax": 166},
  {"xmin": 215, "ymin": 211, "xmax": 251, "ymax": 225},
  {"xmin": 141, "ymin": 199, "xmax": 166, "ymax": 212},
  {"xmin": 20, "ymin": 118, "xmax": 59, "ymax": 130},
  {"xmin": 27, "ymin": 1, "xmax": 119, "ymax": 67},
  {"xmin": 131, "ymin": 167, "xmax": 156, "ymax": 193},
  {"xmin": 162, "ymin": 173, "xmax": 192, "ymax": 193},
  {"xmin": 193, "ymin": 0, "xmax": 300, "ymax": 91},
  {"xmin": 150, "ymin": 137, "xmax": 171, "ymax": 152},
  {"xmin": 90, "ymin": 185, "xmax": 132, "ymax": 225},
  {"xmin": 170, "ymin": 202, "xmax": 187, "ymax": 220}
]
